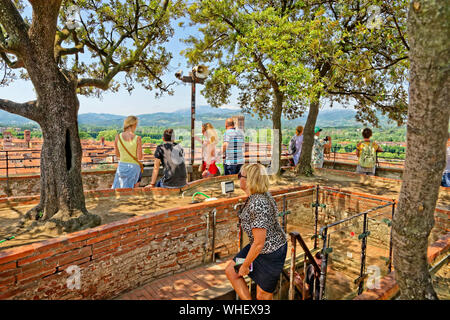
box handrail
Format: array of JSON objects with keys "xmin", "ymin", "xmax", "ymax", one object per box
[
  {"xmin": 288, "ymin": 231, "xmax": 320, "ymax": 300},
  {"xmin": 317, "ymin": 199, "xmax": 395, "ymax": 299},
  {"xmin": 318, "ymin": 202, "xmax": 393, "ymax": 233},
  {"xmin": 290, "ymin": 232, "xmax": 321, "ymax": 274}
]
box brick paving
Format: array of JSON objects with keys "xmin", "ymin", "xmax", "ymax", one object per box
[{"xmin": 115, "ymin": 259, "xmax": 231, "ymax": 300}]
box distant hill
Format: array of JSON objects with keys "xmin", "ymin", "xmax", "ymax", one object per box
[
  {"xmin": 0, "ymin": 110, "xmax": 36, "ymax": 126},
  {"xmin": 1, "ymin": 105, "xmax": 396, "ymax": 129}
]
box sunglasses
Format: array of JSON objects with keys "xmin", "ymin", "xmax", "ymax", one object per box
[{"xmin": 238, "ymin": 172, "xmax": 247, "ymax": 179}]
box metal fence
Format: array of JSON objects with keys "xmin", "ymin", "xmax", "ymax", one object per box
[
  {"xmin": 317, "ymin": 187, "xmax": 395, "ymax": 300},
  {"xmin": 233, "ymin": 185, "xmax": 396, "ymax": 300},
  {"xmin": 0, "ymin": 148, "xmax": 119, "ymax": 175},
  {"xmin": 327, "ymin": 144, "xmax": 405, "ymax": 168}
]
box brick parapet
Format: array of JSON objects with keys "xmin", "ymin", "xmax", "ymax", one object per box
[{"xmin": 0, "ymin": 185, "xmax": 312, "ymax": 300}]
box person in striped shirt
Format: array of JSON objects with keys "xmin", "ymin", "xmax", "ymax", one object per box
[{"xmin": 222, "ymin": 118, "xmax": 245, "ymax": 175}]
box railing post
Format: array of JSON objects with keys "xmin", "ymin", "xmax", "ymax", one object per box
[
  {"xmin": 358, "ymin": 212, "xmax": 369, "ymax": 295},
  {"xmin": 314, "ymin": 185, "xmax": 319, "ymax": 249},
  {"xmin": 319, "ymin": 227, "xmax": 328, "ymax": 300},
  {"xmin": 302, "ymin": 254, "xmax": 308, "ymax": 300},
  {"xmin": 211, "ymin": 209, "xmax": 216, "ymax": 263},
  {"xmin": 333, "ymin": 146, "xmax": 336, "ymax": 169},
  {"xmin": 5, "ymin": 151, "xmax": 10, "ymax": 196},
  {"xmin": 203, "ymin": 212, "xmax": 210, "ymax": 264},
  {"xmin": 282, "ymin": 195, "xmax": 287, "ymax": 234},
  {"xmin": 388, "ymin": 200, "xmax": 395, "ymax": 273},
  {"xmin": 288, "ymin": 234, "xmax": 297, "ymax": 300}
]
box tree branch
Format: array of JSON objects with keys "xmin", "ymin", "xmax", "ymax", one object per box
[
  {"xmin": 0, "ymin": 0, "xmax": 30, "ymax": 54},
  {"xmin": 0, "ymin": 52, "xmax": 24, "ymax": 68},
  {"xmin": 0, "ymin": 98, "xmax": 39, "ymax": 121},
  {"xmin": 28, "ymin": 0, "xmax": 62, "ymax": 51},
  {"xmin": 330, "ymin": 56, "xmax": 408, "ymax": 74},
  {"xmin": 76, "ymin": 78, "xmax": 109, "ymax": 90}
]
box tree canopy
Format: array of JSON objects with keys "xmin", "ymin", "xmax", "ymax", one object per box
[
  {"xmin": 0, "ymin": 0, "xmax": 184, "ymax": 99},
  {"xmin": 183, "ymin": 0, "xmax": 409, "ymax": 126}
]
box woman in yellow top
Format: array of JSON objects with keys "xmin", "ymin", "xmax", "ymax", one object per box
[{"xmin": 112, "ymin": 116, "xmax": 143, "ymax": 189}]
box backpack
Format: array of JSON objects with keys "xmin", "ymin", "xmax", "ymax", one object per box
[
  {"xmin": 359, "ymin": 142, "xmax": 376, "ymax": 168},
  {"xmin": 288, "ymin": 136, "xmax": 297, "ymax": 155}
]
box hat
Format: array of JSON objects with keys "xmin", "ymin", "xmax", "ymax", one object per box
[{"xmin": 314, "ymin": 127, "xmax": 322, "ymax": 134}]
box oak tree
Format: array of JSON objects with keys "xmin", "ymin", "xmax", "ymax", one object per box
[
  {"xmin": 392, "ymin": 0, "xmax": 449, "ymax": 300},
  {"xmin": 295, "ymin": 0, "xmax": 410, "ymax": 175},
  {"xmin": 183, "ymin": 0, "xmax": 327, "ymax": 175},
  {"xmin": 0, "ymin": 0, "xmax": 182, "ymax": 231}
]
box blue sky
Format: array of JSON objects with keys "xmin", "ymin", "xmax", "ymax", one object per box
[
  {"xmin": 0, "ymin": 3, "xmax": 343, "ymax": 117},
  {"xmin": 0, "ymin": 5, "xmax": 240, "ymax": 116}
]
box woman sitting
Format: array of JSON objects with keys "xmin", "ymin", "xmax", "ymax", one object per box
[{"xmin": 225, "ymin": 163, "xmax": 288, "ymax": 300}]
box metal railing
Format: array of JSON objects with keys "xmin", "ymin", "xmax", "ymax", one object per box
[
  {"xmin": 327, "ymin": 144, "xmax": 405, "ymax": 169},
  {"xmin": 316, "ymin": 187, "xmax": 396, "ymax": 300},
  {"xmin": 238, "ymin": 185, "xmax": 395, "ymax": 300},
  {"xmin": 288, "ymin": 231, "xmax": 321, "ymax": 300},
  {"xmin": 0, "ymin": 148, "xmax": 119, "ymax": 174}
]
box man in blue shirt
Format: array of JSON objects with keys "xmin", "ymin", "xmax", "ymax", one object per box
[{"xmin": 222, "ymin": 118, "xmax": 245, "ymax": 175}]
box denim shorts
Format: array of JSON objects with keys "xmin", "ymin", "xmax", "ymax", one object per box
[{"xmin": 233, "ymin": 242, "xmax": 287, "ymax": 293}]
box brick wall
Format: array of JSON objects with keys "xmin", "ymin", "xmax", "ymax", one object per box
[
  {"xmin": 322, "ymin": 160, "xmax": 404, "ymax": 179},
  {"xmin": 0, "ymin": 183, "xmax": 447, "ymax": 300},
  {"xmin": 0, "ymin": 171, "xmax": 118, "ymax": 198},
  {"xmin": 0, "ymin": 186, "xmax": 309, "ymax": 300},
  {"xmin": 0, "ymin": 157, "xmax": 407, "ymax": 198},
  {"xmin": 0, "ymin": 164, "xmax": 216, "ymax": 198}
]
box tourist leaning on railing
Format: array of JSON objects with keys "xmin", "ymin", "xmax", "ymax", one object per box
[
  {"xmin": 289, "ymin": 125, "xmax": 304, "ymax": 166},
  {"xmin": 148, "ymin": 128, "xmax": 187, "ymax": 189},
  {"xmin": 225, "ymin": 163, "xmax": 288, "ymax": 300},
  {"xmin": 199, "ymin": 123, "xmax": 220, "ymax": 178},
  {"xmin": 222, "ymin": 118, "xmax": 245, "ymax": 175},
  {"xmin": 112, "ymin": 116, "xmax": 143, "ymax": 189},
  {"xmin": 355, "ymin": 128, "xmax": 383, "ymax": 176},
  {"xmin": 312, "ymin": 127, "xmax": 332, "ymax": 169}
]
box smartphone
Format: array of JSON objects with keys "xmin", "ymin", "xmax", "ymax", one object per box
[{"xmin": 234, "ymin": 258, "xmax": 253, "ymax": 273}]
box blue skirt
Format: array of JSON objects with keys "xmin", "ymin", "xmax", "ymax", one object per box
[
  {"xmin": 233, "ymin": 242, "xmax": 287, "ymax": 293},
  {"xmin": 112, "ymin": 162, "xmax": 141, "ymax": 189}
]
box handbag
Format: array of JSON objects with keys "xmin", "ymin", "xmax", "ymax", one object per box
[{"xmin": 118, "ymin": 134, "xmax": 144, "ymax": 174}]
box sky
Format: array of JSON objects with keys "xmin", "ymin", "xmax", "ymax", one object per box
[
  {"xmin": 0, "ymin": 5, "xmax": 240, "ymax": 116},
  {"xmin": 0, "ymin": 3, "xmax": 344, "ymax": 117}
]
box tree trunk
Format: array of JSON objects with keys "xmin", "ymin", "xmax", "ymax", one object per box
[
  {"xmin": 0, "ymin": 0, "xmax": 100, "ymax": 233},
  {"xmin": 296, "ymin": 62, "xmax": 330, "ymax": 176},
  {"xmin": 295, "ymin": 97, "xmax": 320, "ymax": 176},
  {"xmin": 271, "ymin": 91, "xmax": 283, "ymax": 176},
  {"xmin": 392, "ymin": 0, "xmax": 449, "ymax": 300},
  {"xmin": 20, "ymin": 74, "xmax": 101, "ymax": 232}
]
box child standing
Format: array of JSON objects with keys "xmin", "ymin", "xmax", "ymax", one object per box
[{"xmin": 356, "ymin": 128, "xmax": 383, "ymax": 175}]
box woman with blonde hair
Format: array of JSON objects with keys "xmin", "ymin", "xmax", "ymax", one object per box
[
  {"xmin": 112, "ymin": 116, "xmax": 143, "ymax": 189},
  {"xmin": 200, "ymin": 122, "xmax": 219, "ymax": 178},
  {"xmin": 225, "ymin": 163, "xmax": 287, "ymax": 300}
]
